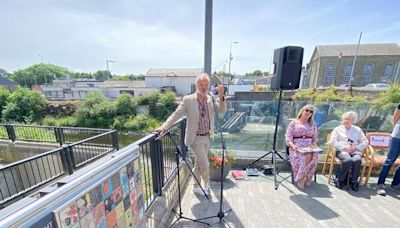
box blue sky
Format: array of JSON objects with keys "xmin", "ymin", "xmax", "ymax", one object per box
[{"xmin": 1, "ymin": 0, "xmax": 400, "ymax": 75}]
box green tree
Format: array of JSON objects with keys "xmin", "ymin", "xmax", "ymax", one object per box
[
  {"xmin": 155, "ymin": 92, "xmax": 177, "ymax": 120},
  {"xmin": 72, "ymin": 72, "xmax": 93, "ymax": 79},
  {"xmin": 93, "ymin": 70, "xmax": 111, "ymax": 80},
  {"xmin": 244, "ymin": 70, "xmax": 268, "ymax": 77},
  {"xmin": 75, "ymin": 92, "xmax": 116, "ymax": 128},
  {"xmin": 0, "ymin": 86, "xmax": 10, "ymax": 117},
  {"xmin": 10, "ymin": 64, "xmax": 72, "ymax": 87},
  {"xmin": 2, "ymin": 87, "xmax": 47, "ymax": 123},
  {"xmin": 135, "ymin": 92, "xmax": 160, "ymax": 117},
  {"xmin": 115, "ymin": 93, "xmax": 136, "ymax": 116},
  {"xmin": 111, "ymin": 74, "xmax": 145, "ymax": 80}
]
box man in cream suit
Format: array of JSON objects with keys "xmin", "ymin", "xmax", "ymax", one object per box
[{"xmin": 155, "ymin": 73, "xmax": 226, "ymax": 196}]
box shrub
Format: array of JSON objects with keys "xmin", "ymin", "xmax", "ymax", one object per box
[
  {"xmin": 42, "ymin": 116, "xmax": 77, "ymax": 127},
  {"xmin": 124, "ymin": 114, "xmax": 161, "ymax": 133},
  {"xmin": 115, "ymin": 93, "xmax": 136, "ymax": 116},
  {"xmin": 75, "ymin": 92, "xmax": 116, "ymax": 128},
  {"xmin": 2, "ymin": 87, "xmax": 47, "ymax": 123},
  {"xmin": 0, "ymin": 86, "xmax": 10, "ymax": 118}
]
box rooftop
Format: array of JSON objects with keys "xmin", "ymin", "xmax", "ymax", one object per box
[
  {"xmin": 0, "ymin": 75, "xmax": 16, "ymax": 86},
  {"xmin": 315, "ymin": 43, "xmax": 400, "ymax": 57},
  {"xmin": 145, "ymin": 68, "xmax": 203, "ymax": 77}
]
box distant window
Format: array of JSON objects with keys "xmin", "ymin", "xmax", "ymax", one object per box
[
  {"xmin": 362, "ymin": 64, "xmax": 374, "ymax": 86},
  {"xmin": 322, "ymin": 64, "xmax": 334, "ymax": 86},
  {"xmin": 341, "ymin": 64, "xmax": 352, "ymax": 85},
  {"xmin": 381, "ymin": 64, "xmax": 394, "ymax": 82}
]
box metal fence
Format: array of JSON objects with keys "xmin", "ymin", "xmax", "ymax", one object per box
[
  {"xmin": 0, "ymin": 119, "xmax": 188, "ymax": 225},
  {"xmin": 133, "ymin": 118, "xmax": 187, "ymax": 210},
  {"xmin": 0, "ymin": 147, "xmax": 65, "ymax": 205},
  {"xmin": 0, "ymin": 124, "xmax": 110, "ymax": 146},
  {"xmin": 0, "ymin": 127, "xmax": 118, "ymax": 208}
]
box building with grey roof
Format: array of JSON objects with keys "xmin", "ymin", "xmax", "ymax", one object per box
[
  {"xmin": 306, "ymin": 43, "xmax": 400, "ymax": 88},
  {"xmin": 0, "ymin": 72, "xmax": 17, "ymax": 91},
  {"xmin": 145, "ymin": 68, "xmax": 203, "ymax": 95}
]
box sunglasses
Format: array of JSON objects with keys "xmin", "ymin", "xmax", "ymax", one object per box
[{"xmin": 304, "ymin": 109, "xmax": 314, "ymax": 114}]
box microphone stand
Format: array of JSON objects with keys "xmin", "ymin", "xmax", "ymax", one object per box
[
  {"xmin": 245, "ymin": 89, "xmax": 285, "ymax": 190},
  {"xmin": 161, "ymin": 131, "xmax": 210, "ymax": 227},
  {"xmin": 197, "ymin": 92, "xmax": 232, "ymax": 225}
]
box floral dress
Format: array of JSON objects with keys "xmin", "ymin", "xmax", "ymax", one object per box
[{"xmin": 285, "ymin": 120, "xmax": 318, "ymax": 182}]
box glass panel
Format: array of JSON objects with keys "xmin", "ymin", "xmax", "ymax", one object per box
[{"xmin": 210, "ymin": 101, "xmax": 397, "ymax": 160}]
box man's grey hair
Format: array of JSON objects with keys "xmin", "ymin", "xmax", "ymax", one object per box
[
  {"xmin": 342, "ymin": 111, "xmax": 358, "ymax": 123},
  {"xmin": 195, "ymin": 73, "xmax": 210, "ymax": 85}
]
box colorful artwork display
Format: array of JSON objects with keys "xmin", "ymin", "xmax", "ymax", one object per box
[{"xmin": 54, "ymin": 157, "xmax": 146, "ymax": 228}]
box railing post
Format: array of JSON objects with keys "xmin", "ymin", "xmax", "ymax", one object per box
[
  {"xmin": 67, "ymin": 145, "xmax": 76, "ymax": 169},
  {"xmin": 111, "ymin": 131, "xmax": 119, "ymax": 150},
  {"xmin": 180, "ymin": 119, "xmax": 188, "ymax": 158},
  {"xmin": 54, "ymin": 127, "xmax": 64, "ymax": 146},
  {"xmin": 61, "ymin": 146, "xmax": 74, "ymax": 175},
  {"xmin": 150, "ymin": 138, "xmax": 163, "ymax": 196},
  {"xmin": 5, "ymin": 125, "xmax": 16, "ymax": 142}
]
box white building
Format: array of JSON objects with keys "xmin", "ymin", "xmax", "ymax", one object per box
[
  {"xmin": 42, "ymin": 80, "xmax": 156, "ymax": 100},
  {"xmin": 145, "ymin": 68, "xmax": 203, "ymax": 95}
]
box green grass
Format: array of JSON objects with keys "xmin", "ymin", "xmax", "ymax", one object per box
[
  {"xmin": 0, "ymin": 126, "xmax": 7, "ymax": 138},
  {"xmin": 13, "ymin": 127, "xmax": 57, "ymax": 142}
]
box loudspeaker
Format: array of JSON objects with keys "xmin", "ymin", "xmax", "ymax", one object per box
[{"xmin": 270, "ymin": 46, "xmax": 304, "ymax": 90}]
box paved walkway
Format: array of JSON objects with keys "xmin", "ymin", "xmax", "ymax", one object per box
[{"xmin": 166, "ymin": 172, "xmax": 400, "ymax": 228}]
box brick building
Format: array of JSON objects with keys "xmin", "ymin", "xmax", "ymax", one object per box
[{"xmin": 306, "ymin": 43, "xmax": 400, "ymax": 88}]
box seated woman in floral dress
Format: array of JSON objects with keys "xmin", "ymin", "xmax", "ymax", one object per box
[{"xmin": 285, "ymin": 104, "xmax": 319, "ymax": 189}]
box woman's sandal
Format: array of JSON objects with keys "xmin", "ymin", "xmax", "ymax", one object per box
[
  {"xmin": 298, "ymin": 178, "xmax": 305, "ymax": 189},
  {"xmin": 305, "ymin": 177, "xmax": 312, "ymax": 187}
]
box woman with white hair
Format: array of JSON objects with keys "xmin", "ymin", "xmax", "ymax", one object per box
[{"xmin": 330, "ymin": 111, "xmax": 368, "ymax": 191}]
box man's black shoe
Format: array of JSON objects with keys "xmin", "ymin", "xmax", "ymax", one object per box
[
  {"xmin": 335, "ymin": 178, "xmax": 344, "ymax": 189},
  {"xmin": 351, "ymin": 183, "xmax": 359, "ymax": 192}
]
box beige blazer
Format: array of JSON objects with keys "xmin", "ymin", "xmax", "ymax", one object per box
[{"xmin": 161, "ymin": 93, "xmax": 226, "ymax": 147}]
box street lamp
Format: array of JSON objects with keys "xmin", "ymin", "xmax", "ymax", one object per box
[
  {"xmin": 333, "ymin": 51, "xmax": 342, "ymax": 86},
  {"xmin": 228, "ymin": 41, "xmax": 239, "ymax": 79}
]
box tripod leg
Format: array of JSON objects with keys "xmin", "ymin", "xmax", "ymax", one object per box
[
  {"xmin": 273, "ymin": 150, "xmax": 278, "ymax": 190},
  {"xmin": 245, "ymin": 151, "xmax": 272, "ymax": 168}
]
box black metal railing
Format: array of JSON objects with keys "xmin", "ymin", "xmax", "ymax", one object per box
[
  {"xmin": 0, "ymin": 119, "xmax": 185, "ymax": 210},
  {"xmin": 67, "ymin": 131, "xmax": 117, "ymax": 169},
  {"xmin": 0, "ymin": 147, "xmax": 65, "ymax": 205},
  {"xmin": 0, "ymin": 128, "xmax": 118, "ymax": 207},
  {"xmin": 133, "ymin": 118, "xmax": 187, "ymax": 210},
  {"xmin": 0, "ymin": 124, "xmax": 110, "ymax": 146}
]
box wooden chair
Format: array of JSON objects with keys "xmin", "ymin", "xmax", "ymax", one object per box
[
  {"xmin": 322, "ymin": 133, "xmax": 340, "ymax": 184},
  {"xmin": 322, "ymin": 132, "xmax": 369, "ymax": 185},
  {"xmin": 363, "ymin": 132, "xmax": 400, "ymax": 185}
]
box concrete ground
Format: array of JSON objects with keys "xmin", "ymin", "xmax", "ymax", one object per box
[{"xmin": 164, "ymin": 172, "xmax": 400, "ymax": 228}]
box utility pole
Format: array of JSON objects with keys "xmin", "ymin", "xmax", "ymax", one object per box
[
  {"xmin": 106, "ymin": 60, "xmax": 117, "ymax": 78},
  {"xmin": 333, "ymin": 51, "xmax": 342, "ymax": 86},
  {"xmin": 348, "ymin": 32, "xmax": 362, "ymax": 92},
  {"xmin": 38, "ymin": 54, "xmax": 47, "ymax": 84},
  {"xmin": 204, "ymin": 0, "xmax": 213, "ymax": 77},
  {"xmin": 228, "ymin": 41, "xmax": 239, "ymax": 79}
]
